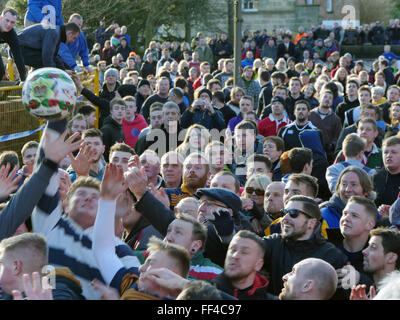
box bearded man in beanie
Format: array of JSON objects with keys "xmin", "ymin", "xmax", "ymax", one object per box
[
  {"xmin": 180, "ymin": 87, "xmax": 226, "ymax": 130},
  {"xmin": 134, "ymin": 79, "xmax": 151, "ymax": 114}
]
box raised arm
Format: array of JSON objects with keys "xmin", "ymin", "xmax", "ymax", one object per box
[{"xmin": 93, "ymin": 164, "xmax": 126, "ymax": 285}]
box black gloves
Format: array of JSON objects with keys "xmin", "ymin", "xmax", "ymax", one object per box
[{"xmin": 210, "ymin": 209, "xmax": 234, "ymax": 237}]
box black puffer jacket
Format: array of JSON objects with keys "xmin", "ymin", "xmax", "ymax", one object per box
[{"xmin": 262, "ymin": 224, "xmax": 348, "ymax": 295}]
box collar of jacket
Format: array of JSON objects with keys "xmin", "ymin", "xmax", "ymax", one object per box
[
  {"xmin": 285, "ymin": 221, "xmax": 327, "ymax": 249},
  {"xmin": 215, "ymin": 272, "xmax": 269, "ymax": 297},
  {"xmin": 181, "ymin": 184, "xmax": 193, "ymax": 196}
]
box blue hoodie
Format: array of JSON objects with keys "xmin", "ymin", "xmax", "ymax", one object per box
[
  {"xmin": 25, "ymin": 0, "xmax": 63, "ymax": 25},
  {"xmin": 58, "ymin": 32, "xmax": 90, "ymax": 69}
]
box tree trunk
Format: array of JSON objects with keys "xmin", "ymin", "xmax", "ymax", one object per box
[{"xmin": 184, "ymin": 21, "xmax": 192, "ymax": 43}]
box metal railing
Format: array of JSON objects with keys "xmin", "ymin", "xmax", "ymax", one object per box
[{"xmin": 0, "ymin": 62, "xmax": 100, "ymax": 157}]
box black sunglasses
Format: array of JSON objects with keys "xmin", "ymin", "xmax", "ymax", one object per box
[
  {"xmin": 280, "ymin": 208, "xmax": 311, "ymax": 219},
  {"xmin": 246, "ymin": 187, "xmax": 264, "ymax": 196}
]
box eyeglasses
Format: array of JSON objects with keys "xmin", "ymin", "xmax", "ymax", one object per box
[
  {"xmin": 280, "ymin": 208, "xmax": 311, "ymax": 219},
  {"xmin": 199, "ymin": 199, "xmax": 228, "ymax": 209},
  {"xmin": 245, "ymin": 187, "xmax": 265, "ymax": 196}
]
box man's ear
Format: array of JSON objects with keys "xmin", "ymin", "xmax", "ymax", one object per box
[
  {"xmin": 302, "ymin": 279, "xmax": 314, "ymax": 293},
  {"xmin": 12, "ymin": 259, "xmax": 23, "ymax": 276},
  {"xmin": 386, "ymin": 252, "xmax": 398, "ymax": 265}
]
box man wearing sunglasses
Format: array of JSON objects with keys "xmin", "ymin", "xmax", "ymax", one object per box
[{"xmin": 262, "ymin": 195, "xmax": 347, "ymax": 296}]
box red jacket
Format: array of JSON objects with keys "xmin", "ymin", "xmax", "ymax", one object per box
[
  {"xmin": 122, "ymin": 114, "xmax": 148, "ymax": 148},
  {"xmin": 258, "ymin": 114, "xmax": 292, "ymax": 137}
]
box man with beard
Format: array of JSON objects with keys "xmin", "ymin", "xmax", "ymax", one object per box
[
  {"xmin": 164, "ymin": 153, "xmax": 209, "ymax": 210},
  {"xmin": 212, "ymin": 230, "xmax": 277, "ymax": 300},
  {"xmin": 279, "ymin": 258, "xmax": 338, "ymax": 300},
  {"xmin": 264, "ymin": 182, "xmax": 285, "ymax": 224},
  {"xmin": 278, "ymin": 100, "xmax": 322, "ymax": 151},
  {"xmin": 67, "ymin": 129, "xmax": 106, "ymax": 183},
  {"xmin": 350, "ymin": 227, "xmax": 400, "ymax": 299},
  {"xmin": 261, "ymin": 195, "xmax": 347, "ymax": 295}
]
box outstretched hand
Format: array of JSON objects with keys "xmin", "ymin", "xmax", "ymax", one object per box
[
  {"xmin": 149, "ymin": 185, "xmax": 170, "ymax": 208},
  {"xmin": 91, "ymin": 279, "xmax": 120, "ymax": 300},
  {"xmin": 68, "ymin": 142, "xmax": 97, "ymax": 177},
  {"xmin": 140, "ymin": 268, "xmax": 189, "ymax": 294},
  {"xmin": 0, "ymin": 163, "xmax": 23, "ymax": 200},
  {"xmin": 43, "ymin": 130, "xmax": 83, "ymax": 164},
  {"xmin": 124, "ymin": 166, "xmax": 148, "ymax": 200},
  {"xmin": 350, "ymin": 284, "xmax": 376, "ymax": 300},
  {"xmin": 100, "ymin": 163, "xmax": 126, "ymax": 201},
  {"xmin": 12, "ymin": 272, "xmax": 53, "ymax": 300}
]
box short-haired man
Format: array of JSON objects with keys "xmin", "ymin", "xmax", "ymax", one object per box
[
  {"xmin": 174, "ymin": 197, "xmax": 199, "ymax": 219},
  {"xmin": 139, "ymin": 150, "xmax": 164, "ymax": 189},
  {"xmin": 256, "ymin": 70, "xmax": 273, "ymax": 117},
  {"xmin": 58, "ymin": 13, "xmax": 91, "ymax": 72},
  {"xmin": 140, "ymin": 77, "xmax": 170, "ymax": 123},
  {"xmin": 67, "ymin": 114, "xmax": 87, "ymax": 137},
  {"xmin": 231, "ymin": 120, "xmax": 263, "ymax": 186},
  {"xmin": 326, "ymin": 134, "xmax": 375, "ymax": 193},
  {"xmin": 286, "ymin": 77, "xmax": 305, "ymax": 119},
  {"xmin": 336, "ymin": 118, "xmax": 383, "ymax": 170},
  {"xmin": 100, "ymin": 98, "xmax": 126, "ymax": 162},
  {"xmin": 33, "ymin": 146, "xmax": 140, "ymax": 301},
  {"xmin": 278, "ymin": 100, "xmax": 322, "ymax": 151},
  {"xmin": 333, "ymin": 196, "xmax": 377, "ymax": 292},
  {"xmin": 227, "ymin": 95, "xmax": 256, "ymax": 132},
  {"xmin": 379, "ymin": 85, "xmax": 400, "ymax": 123},
  {"xmin": 160, "ymin": 151, "xmax": 184, "ymax": 189},
  {"xmin": 205, "ymin": 141, "xmax": 232, "ymax": 182},
  {"xmin": 264, "ymin": 181, "xmax": 285, "ymax": 223},
  {"xmin": 16, "ymin": 141, "xmax": 38, "ymax": 187},
  {"xmin": 0, "ymin": 8, "xmax": 26, "ymax": 82},
  {"xmin": 263, "ymin": 136, "xmax": 284, "ymax": 181},
  {"xmin": 283, "ymin": 147, "xmax": 313, "ymax": 182},
  {"xmin": 335, "ymin": 78, "xmax": 361, "ymax": 124},
  {"xmin": 135, "ymin": 101, "xmax": 182, "ymax": 155},
  {"xmin": 0, "ymin": 233, "xmax": 48, "ymax": 298},
  {"xmin": 239, "ymin": 66, "xmax": 261, "ymax": 108},
  {"xmin": 67, "ymin": 128, "xmax": 106, "ymax": 183},
  {"xmin": 109, "ymin": 142, "xmax": 135, "ymax": 173},
  {"xmin": 343, "ymin": 85, "xmax": 372, "ymax": 127},
  {"xmin": 309, "ymin": 90, "xmax": 342, "ymax": 160},
  {"xmin": 164, "ymin": 153, "xmax": 209, "ymax": 210},
  {"xmin": 18, "ymin": 21, "xmax": 81, "ymax": 69},
  {"xmin": 262, "ymin": 195, "xmax": 347, "ymax": 295},
  {"xmin": 335, "ymin": 104, "xmax": 384, "ymax": 156},
  {"xmin": 215, "ymin": 58, "xmax": 234, "ymax": 87},
  {"xmin": 372, "ymin": 136, "xmax": 400, "ymax": 206},
  {"xmin": 246, "ymin": 154, "xmax": 272, "ymax": 180},
  {"xmin": 211, "ymin": 90, "xmax": 237, "ymax": 126},
  {"xmin": 258, "ymin": 96, "xmax": 292, "ymax": 137},
  {"xmin": 362, "ymin": 227, "xmax": 400, "ymax": 288},
  {"xmin": 76, "ymin": 104, "xmax": 97, "ymax": 128},
  {"xmin": 279, "ymin": 258, "xmax": 338, "ymax": 300},
  {"xmin": 212, "ymin": 230, "xmax": 278, "ymax": 300},
  {"xmin": 121, "ymin": 96, "xmax": 148, "ymax": 149}
]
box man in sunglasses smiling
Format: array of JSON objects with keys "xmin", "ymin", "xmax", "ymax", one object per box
[{"xmin": 263, "ymin": 195, "xmax": 347, "ymax": 296}]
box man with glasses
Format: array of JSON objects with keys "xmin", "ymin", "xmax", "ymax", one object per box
[{"xmin": 262, "ymin": 195, "xmax": 347, "ymax": 296}]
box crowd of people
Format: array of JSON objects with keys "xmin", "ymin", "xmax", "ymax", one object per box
[{"xmin": 1, "ymin": 2, "xmax": 400, "ymax": 301}]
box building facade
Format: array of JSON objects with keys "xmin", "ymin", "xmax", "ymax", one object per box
[{"xmin": 232, "ymin": 0, "xmax": 360, "ymax": 32}]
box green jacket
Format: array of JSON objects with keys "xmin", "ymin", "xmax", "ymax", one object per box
[{"xmin": 194, "ymin": 45, "xmax": 214, "ymax": 66}]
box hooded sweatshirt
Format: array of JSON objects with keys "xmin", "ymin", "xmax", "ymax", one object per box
[
  {"xmin": 212, "ymin": 272, "xmax": 277, "ymax": 300},
  {"xmin": 320, "ymin": 194, "xmax": 346, "ymax": 229},
  {"xmin": 122, "ymin": 114, "xmax": 148, "ymax": 148}
]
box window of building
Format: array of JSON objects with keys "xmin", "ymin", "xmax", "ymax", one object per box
[
  {"xmin": 242, "ymin": 0, "xmax": 258, "ymax": 12},
  {"xmin": 326, "ymin": 0, "xmax": 333, "ymax": 12},
  {"xmin": 306, "ymin": 0, "xmax": 313, "ymax": 4}
]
